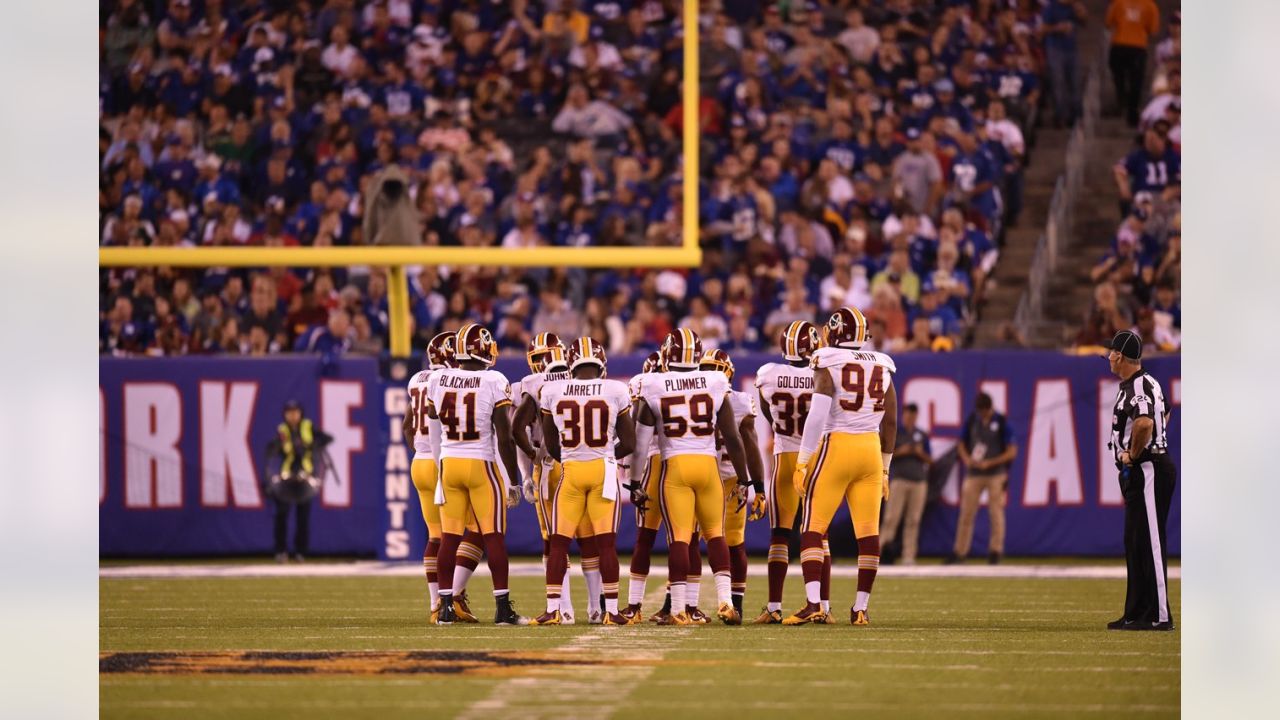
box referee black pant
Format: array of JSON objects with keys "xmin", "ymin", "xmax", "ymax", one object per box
[{"xmin": 1119, "ymin": 455, "xmax": 1176, "ymax": 625}]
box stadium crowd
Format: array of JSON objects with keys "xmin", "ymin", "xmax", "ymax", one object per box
[
  {"xmin": 1077, "ymin": 5, "xmax": 1179, "ymax": 354},
  {"xmin": 101, "ymin": 0, "xmax": 1065, "ymax": 358}
]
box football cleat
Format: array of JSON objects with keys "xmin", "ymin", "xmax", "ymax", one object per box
[
  {"xmin": 656, "ymin": 612, "xmax": 692, "ymax": 626},
  {"xmin": 620, "ymin": 605, "xmax": 644, "ymax": 625},
  {"xmin": 782, "ymin": 603, "xmax": 826, "ymax": 625},
  {"xmin": 529, "ymin": 610, "xmax": 562, "ymax": 626},
  {"xmin": 430, "ymin": 601, "xmax": 440, "ymax": 625},
  {"xmin": 1106, "ymin": 617, "xmax": 1135, "ymax": 631},
  {"xmin": 603, "ymin": 612, "xmax": 630, "ymax": 625},
  {"xmin": 436, "ymin": 598, "xmax": 457, "ymax": 626},
  {"xmin": 560, "ymin": 610, "xmax": 576, "ymax": 625},
  {"xmin": 818, "ymin": 611, "xmax": 838, "ymax": 625},
  {"xmin": 686, "ymin": 607, "xmax": 711, "ymax": 624},
  {"xmin": 494, "ymin": 595, "xmax": 528, "ymax": 626},
  {"xmin": 850, "ymin": 608, "xmax": 870, "ymax": 626},
  {"xmin": 454, "ymin": 590, "xmax": 479, "ymax": 623},
  {"xmin": 752, "ymin": 607, "xmax": 783, "ymax": 624},
  {"xmin": 649, "ymin": 608, "xmax": 671, "ymax": 624},
  {"xmin": 587, "ymin": 610, "xmax": 604, "ymax": 625},
  {"xmin": 717, "ymin": 602, "xmax": 742, "ymax": 626}
]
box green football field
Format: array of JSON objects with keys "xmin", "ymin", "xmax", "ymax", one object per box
[{"xmin": 100, "ymin": 561, "xmax": 1180, "ymax": 719}]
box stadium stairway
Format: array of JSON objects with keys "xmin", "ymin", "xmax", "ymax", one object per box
[{"xmin": 1034, "ymin": 117, "xmax": 1136, "ymax": 346}]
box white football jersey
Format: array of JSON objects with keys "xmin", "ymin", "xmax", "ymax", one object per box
[
  {"xmin": 427, "ymin": 368, "xmax": 513, "ymax": 461},
  {"xmin": 810, "ymin": 346, "xmax": 897, "ymax": 435},
  {"xmin": 628, "ymin": 374, "xmax": 661, "ymax": 457},
  {"xmin": 518, "ymin": 369, "xmax": 571, "ymax": 463},
  {"xmin": 717, "ymin": 389, "xmax": 757, "ymax": 480},
  {"xmin": 754, "ymin": 362, "xmax": 815, "ymax": 455},
  {"xmin": 539, "ymin": 378, "xmax": 631, "ymax": 463},
  {"xmin": 636, "ymin": 369, "xmax": 731, "ymax": 459},
  {"xmin": 406, "ymin": 368, "xmax": 439, "ymax": 460}
]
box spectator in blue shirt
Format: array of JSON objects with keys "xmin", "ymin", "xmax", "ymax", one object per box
[
  {"xmin": 294, "ymin": 309, "xmax": 352, "ymax": 354},
  {"xmin": 1115, "ymin": 128, "xmax": 1181, "ymax": 211},
  {"xmin": 1039, "ymin": 0, "xmax": 1088, "ymax": 127}
]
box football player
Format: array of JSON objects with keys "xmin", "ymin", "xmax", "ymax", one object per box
[
  {"xmin": 752, "ymin": 321, "xmax": 833, "ymax": 624},
  {"xmin": 622, "ymin": 351, "xmax": 663, "ymax": 624},
  {"xmin": 530, "ymin": 337, "xmax": 636, "ymax": 625},
  {"xmin": 784, "ymin": 308, "xmax": 897, "ymax": 626},
  {"xmin": 699, "ymin": 349, "xmax": 767, "ymax": 619},
  {"xmin": 511, "ymin": 333, "xmax": 602, "ymax": 623},
  {"xmin": 428, "ymin": 323, "xmax": 528, "ymax": 626},
  {"xmin": 631, "ymin": 328, "xmax": 759, "ymax": 625},
  {"xmin": 406, "ymin": 332, "xmax": 487, "ymax": 623}
]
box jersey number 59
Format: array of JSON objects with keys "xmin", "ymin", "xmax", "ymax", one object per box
[{"xmin": 659, "ymin": 393, "xmax": 715, "ymax": 437}]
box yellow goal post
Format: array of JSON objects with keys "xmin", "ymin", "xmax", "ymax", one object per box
[{"xmin": 99, "ymin": 1, "xmax": 702, "ymax": 357}]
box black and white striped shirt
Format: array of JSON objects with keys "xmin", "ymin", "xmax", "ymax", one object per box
[{"xmin": 1111, "ymin": 369, "xmax": 1170, "ymax": 464}]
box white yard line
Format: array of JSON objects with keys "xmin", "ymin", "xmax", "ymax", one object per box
[{"xmin": 100, "ymin": 561, "xmax": 1180, "ymax": 581}]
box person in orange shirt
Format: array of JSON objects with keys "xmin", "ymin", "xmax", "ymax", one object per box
[{"xmin": 1106, "ymin": 0, "xmax": 1160, "ymax": 127}]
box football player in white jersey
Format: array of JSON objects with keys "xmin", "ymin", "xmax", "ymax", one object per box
[
  {"xmin": 621, "ymin": 351, "xmax": 663, "ymax": 624},
  {"xmin": 699, "ymin": 349, "xmax": 767, "ymax": 619},
  {"xmin": 631, "ymin": 328, "xmax": 760, "ymax": 625},
  {"xmin": 406, "ymin": 332, "xmax": 488, "ymax": 623},
  {"xmin": 784, "ymin": 308, "xmax": 898, "ymax": 626},
  {"xmin": 530, "ymin": 337, "xmax": 636, "ymax": 626},
  {"xmin": 752, "ymin": 320, "xmax": 834, "ymax": 624},
  {"xmin": 428, "ymin": 323, "xmax": 528, "ymax": 626},
  {"xmin": 511, "ymin": 333, "xmax": 602, "ymax": 623}
]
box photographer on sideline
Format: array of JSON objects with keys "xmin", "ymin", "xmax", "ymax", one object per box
[{"xmin": 267, "ymin": 400, "xmax": 332, "ymax": 562}]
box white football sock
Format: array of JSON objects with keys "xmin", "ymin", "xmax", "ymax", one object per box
[
  {"xmin": 670, "ymin": 582, "xmax": 687, "ymax": 615},
  {"xmin": 767, "ymin": 601, "xmax": 782, "ymax": 612},
  {"xmin": 805, "ymin": 580, "xmax": 821, "ymax": 605},
  {"xmin": 453, "ymin": 565, "xmax": 475, "ymax": 593},
  {"xmin": 628, "ymin": 573, "xmax": 647, "ymax": 605},
  {"xmin": 714, "ymin": 572, "xmax": 731, "ymax": 605},
  {"xmin": 428, "ymin": 582, "xmax": 439, "ymax": 608},
  {"xmin": 821, "ymin": 600, "xmax": 830, "ymax": 614},
  {"xmin": 546, "ymin": 597, "xmax": 558, "ymax": 613},
  {"xmin": 584, "ymin": 569, "xmax": 602, "ymax": 611},
  {"xmin": 854, "ymin": 591, "xmax": 870, "ymax": 612},
  {"xmin": 560, "ymin": 568, "xmax": 574, "ymax": 614},
  {"xmin": 493, "ymin": 589, "xmax": 509, "ymax": 597},
  {"xmin": 605, "ymin": 597, "xmax": 618, "ymax": 614},
  {"xmin": 686, "ymin": 577, "xmax": 702, "ymax": 608}
]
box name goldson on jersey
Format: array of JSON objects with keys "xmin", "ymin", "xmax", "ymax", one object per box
[
  {"xmin": 563, "ymin": 383, "xmax": 602, "ymax": 397},
  {"xmin": 776, "ymin": 375, "xmax": 813, "ymax": 389},
  {"xmin": 438, "ymin": 375, "xmax": 482, "ymax": 389},
  {"xmin": 663, "ymin": 376, "xmax": 708, "ymax": 392}
]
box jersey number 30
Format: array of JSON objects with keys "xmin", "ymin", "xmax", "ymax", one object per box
[{"xmin": 556, "ymin": 399, "xmax": 610, "ymax": 449}]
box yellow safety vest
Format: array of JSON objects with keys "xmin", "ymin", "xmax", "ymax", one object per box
[{"xmin": 278, "ymin": 419, "xmax": 315, "ymax": 475}]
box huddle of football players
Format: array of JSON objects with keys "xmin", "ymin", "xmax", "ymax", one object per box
[{"xmin": 403, "ymin": 304, "xmax": 898, "ymax": 627}]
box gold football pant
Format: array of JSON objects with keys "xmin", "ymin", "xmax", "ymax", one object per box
[
  {"xmin": 410, "ymin": 458, "xmax": 480, "ymax": 539},
  {"xmin": 659, "ymin": 454, "xmax": 724, "ymax": 544},
  {"xmin": 534, "ymin": 460, "xmax": 595, "ymax": 540},
  {"xmin": 720, "ymin": 475, "xmax": 747, "ymax": 547},
  {"xmin": 637, "ymin": 453, "xmax": 663, "ymax": 530},
  {"xmin": 553, "ymin": 458, "xmax": 621, "ymax": 538},
  {"xmin": 800, "ymin": 432, "xmax": 884, "ymax": 538},
  {"xmin": 439, "ymin": 457, "xmax": 506, "ymax": 536},
  {"xmin": 769, "ymin": 451, "xmax": 801, "ymax": 530}
]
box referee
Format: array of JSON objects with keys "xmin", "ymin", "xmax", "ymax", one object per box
[{"xmin": 1106, "ymin": 330, "xmax": 1175, "ymax": 631}]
